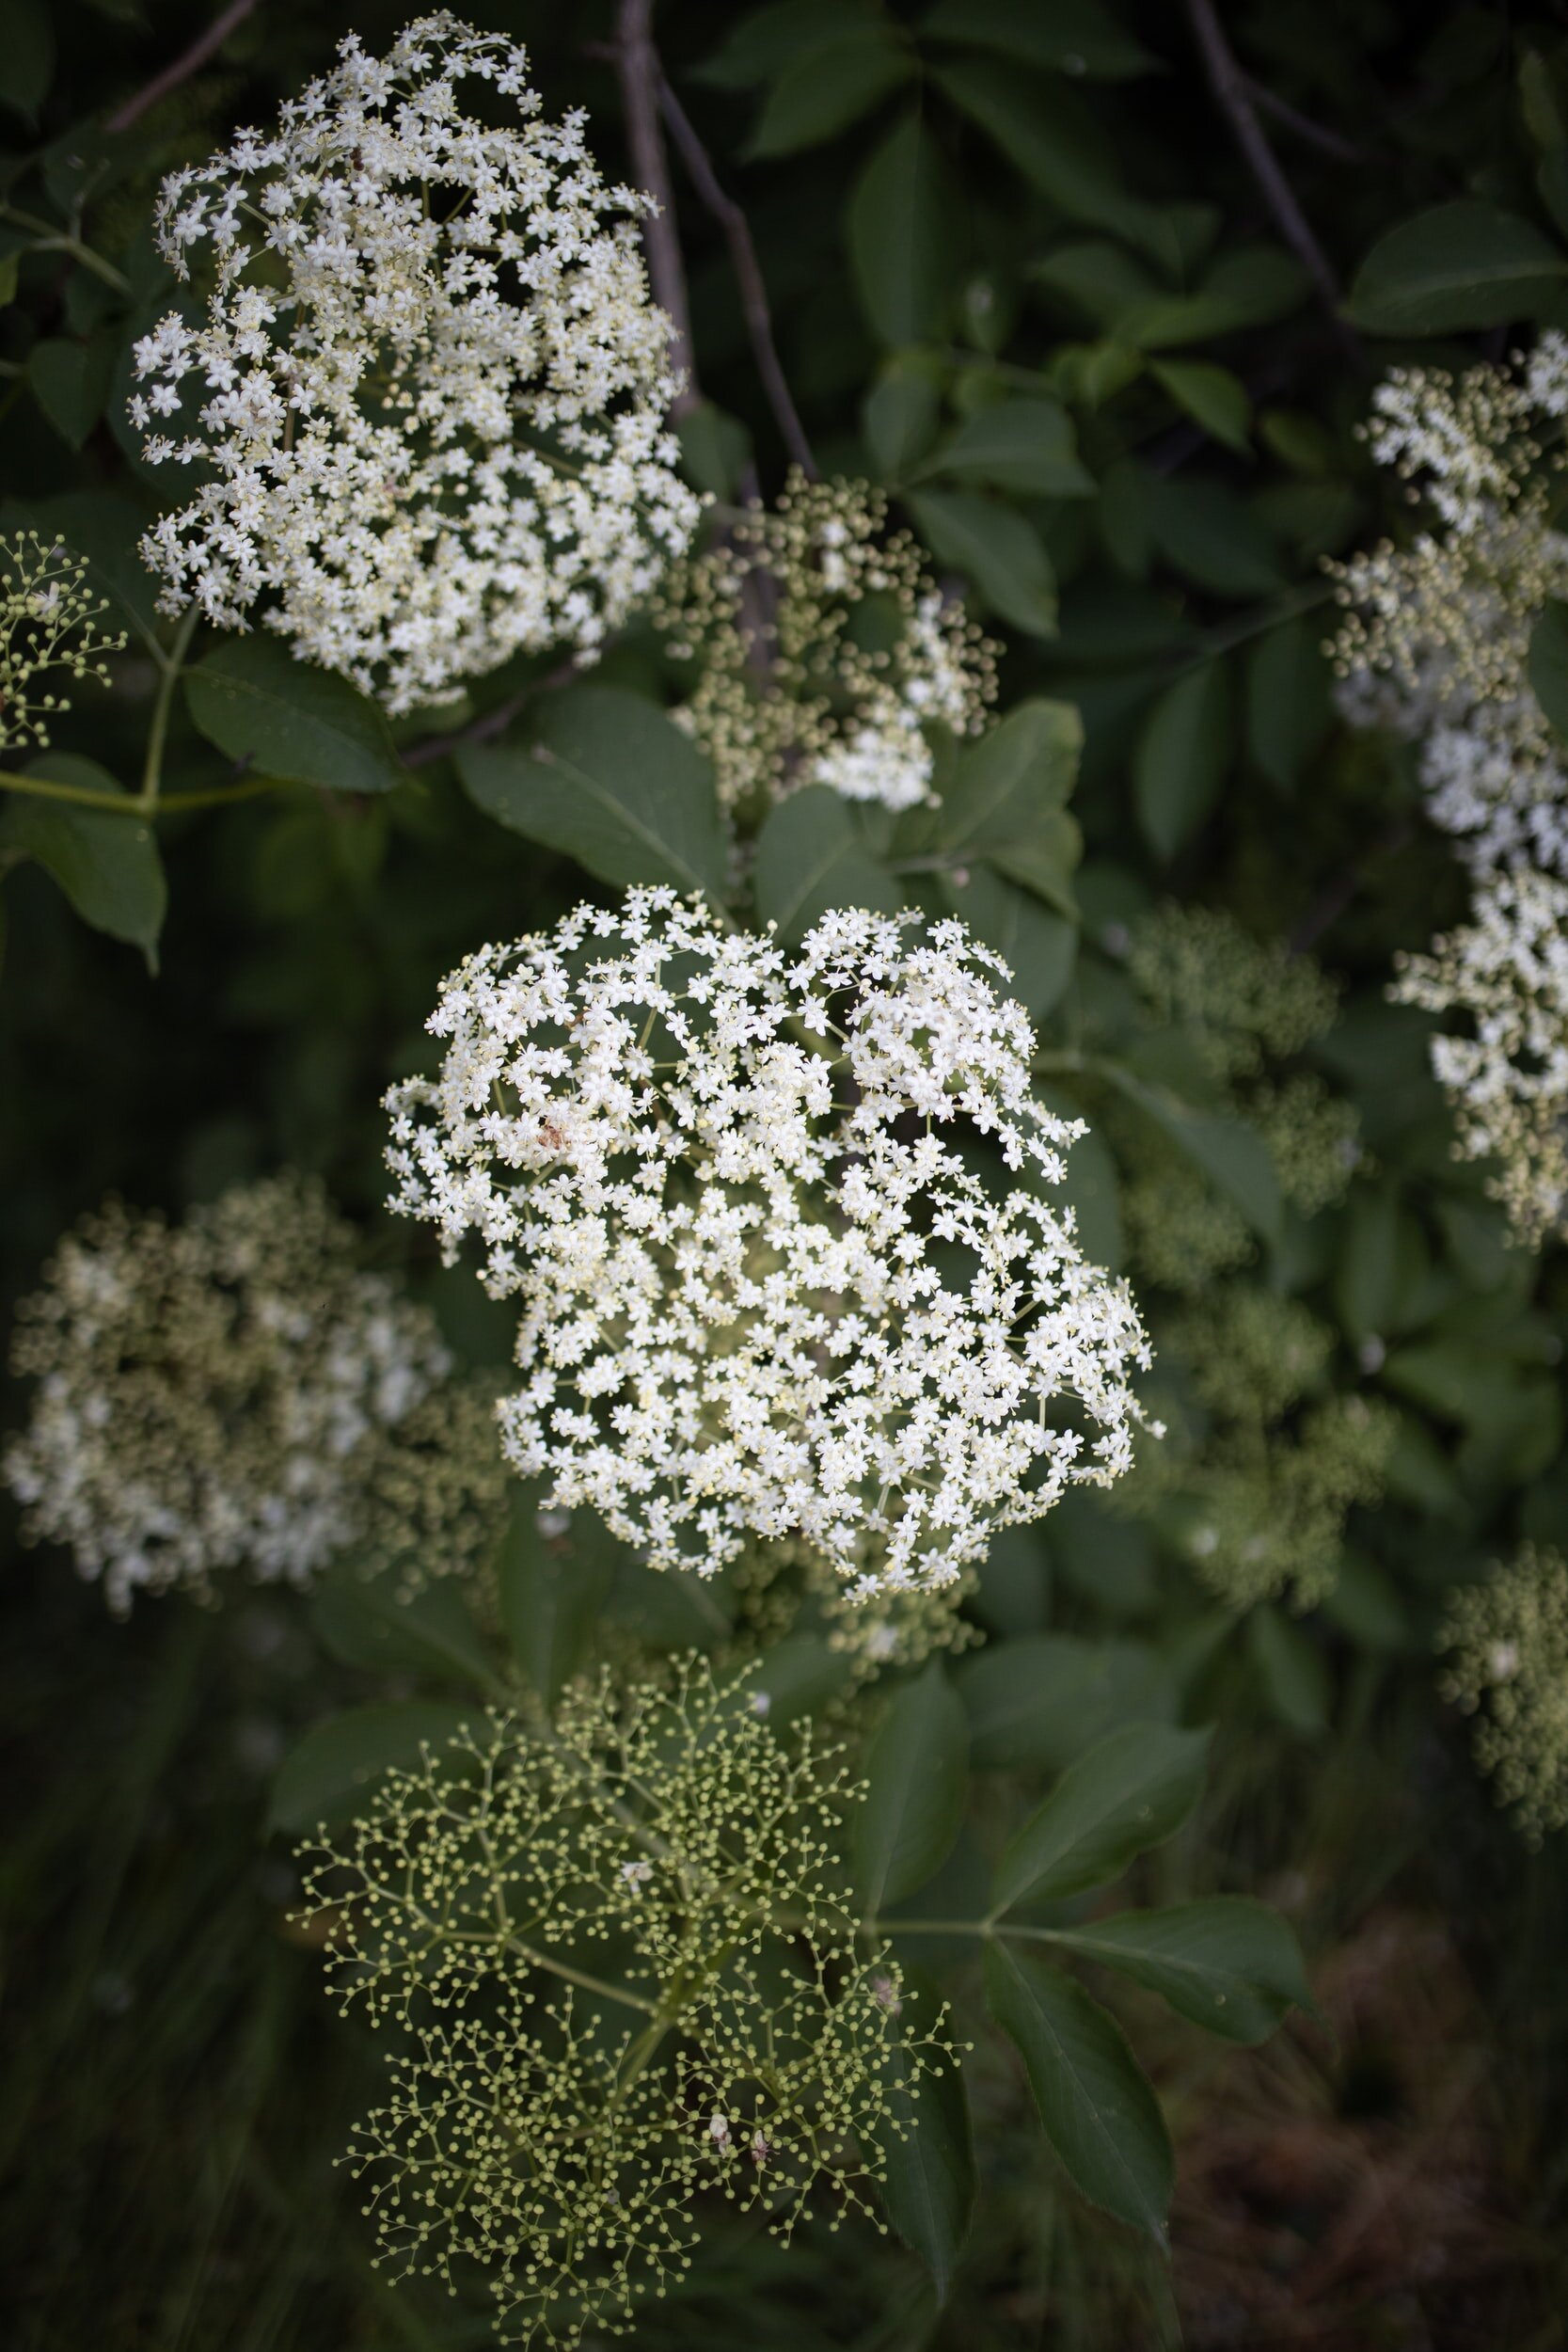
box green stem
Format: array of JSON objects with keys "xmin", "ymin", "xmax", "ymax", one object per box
[
  {"xmin": 868, "ymin": 1915, "xmax": 1084, "ymax": 1948},
  {"xmin": 139, "ymin": 609, "xmax": 198, "ymax": 813},
  {"xmin": 1, "ymin": 207, "xmax": 133, "ymax": 295},
  {"xmin": 444, "ymin": 1928, "xmax": 658, "ymax": 2017},
  {"xmin": 0, "ymin": 767, "xmax": 137, "ymax": 813}
]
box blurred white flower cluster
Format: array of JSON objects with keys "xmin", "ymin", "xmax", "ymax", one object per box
[
  {"xmin": 1393, "ymin": 866, "xmax": 1568, "ymax": 1246},
  {"xmin": 1336, "ymin": 342, "xmax": 1568, "ymax": 1248},
  {"xmin": 386, "ymin": 886, "xmax": 1152, "ymax": 1596},
  {"xmin": 129, "ymin": 14, "xmax": 701, "ymax": 713},
  {"xmin": 4, "ymin": 1176, "xmax": 451, "ymax": 1611},
  {"xmin": 653, "ymin": 474, "xmax": 996, "ymax": 812}
]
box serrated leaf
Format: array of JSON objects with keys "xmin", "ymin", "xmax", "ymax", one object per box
[
  {"xmin": 267, "ymin": 1700, "xmax": 476, "ymax": 1835},
  {"xmin": 863, "ymin": 366, "xmax": 942, "ymax": 481},
  {"xmin": 460, "ymin": 687, "xmax": 727, "ymax": 902},
  {"xmin": 676, "ymin": 401, "xmax": 752, "ymax": 500},
  {"xmin": 1246, "ymin": 1604, "xmax": 1331, "ymax": 1738},
  {"xmin": 934, "ymin": 698, "xmax": 1081, "ymax": 854},
  {"xmin": 496, "ymin": 1486, "xmax": 612, "ymax": 1705},
  {"xmin": 1246, "ymin": 614, "xmax": 1332, "ymax": 792},
  {"xmin": 935, "ymin": 57, "xmax": 1168, "ymax": 259},
  {"xmin": 1101, "ymin": 1064, "xmax": 1283, "ymax": 1244},
  {"xmin": 854, "ymin": 1661, "xmax": 969, "ymax": 1915},
  {"xmin": 185, "ymin": 636, "xmax": 404, "ymax": 794},
  {"xmin": 1148, "ymin": 358, "xmax": 1250, "ymax": 453},
  {"xmin": 938, "ymin": 864, "xmax": 1076, "ymax": 1017},
  {"xmin": 752, "ymin": 786, "xmax": 903, "ymax": 942},
  {"xmin": 28, "ymin": 336, "xmax": 112, "ymax": 450},
  {"xmin": 309, "ymin": 1569, "xmax": 499, "ymax": 1695},
  {"xmin": 985, "ymin": 1943, "xmax": 1173, "ymax": 2240},
  {"xmin": 875, "ymin": 2002, "xmax": 975, "ymax": 2298},
  {"xmin": 735, "ymin": 1632, "xmax": 854, "ymax": 1727},
  {"xmin": 3, "ymin": 755, "xmax": 165, "ymax": 966},
  {"xmin": 847, "ymin": 114, "xmax": 962, "ymax": 348},
  {"xmin": 915, "ymin": 397, "xmax": 1094, "ymax": 498},
  {"xmin": 905, "ymin": 487, "xmax": 1056, "ymax": 636},
  {"xmin": 990, "ymin": 1722, "xmax": 1211, "ymax": 1915},
  {"xmin": 695, "ymin": 0, "xmax": 862, "ymax": 88},
  {"xmin": 957, "ymin": 1634, "xmax": 1173, "ymax": 1771},
  {"xmin": 746, "ymin": 25, "xmax": 911, "ymax": 158},
  {"xmin": 1345, "ymin": 199, "xmax": 1568, "ymax": 334},
  {"xmin": 1051, "ymin": 1897, "xmax": 1311, "ymax": 2044},
  {"xmin": 923, "ymin": 0, "xmax": 1159, "ymax": 81},
  {"xmin": 1132, "ymin": 661, "xmax": 1233, "ymax": 861}
]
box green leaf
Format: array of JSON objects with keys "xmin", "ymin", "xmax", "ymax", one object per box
[
  {"xmin": 1246, "ymin": 615, "xmax": 1332, "ymax": 792},
  {"xmin": 1033, "ymin": 241, "xmax": 1307, "ymax": 348},
  {"xmin": 676, "ymin": 401, "xmax": 752, "ymax": 500},
  {"xmin": 746, "ymin": 25, "xmax": 912, "ymax": 157},
  {"xmin": 0, "ymin": 0, "xmax": 54, "ymax": 119},
  {"xmin": 1146, "ymin": 476, "xmax": 1286, "ymax": 596},
  {"xmin": 905, "ymin": 488, "xmax": 1056, "ymax": 636},
  {"xmin": 1148, "ymin": 358, "xmax": 1250, "ymax": 454},
  {"xmin": 933, "ymin": 699, "xmax": 1082, "ymax": 853},
  {"xmin": 938, "ymin": 864, "xmax": 1076, "ymax": 1017},
  {"xmin": 309, "ymin": 1569, "xmax": 498, "ymax": 1695},
  {"xmin": 847, "ymin": 115, "xmax": 963, "ymax": 348},
  {"xmin": 185, "ymin": 636, "xmax": 404, "ymax": 795},
  {"xmin": 990, "ymin": 1722, "xmax": 1211, "ymax": 1915},
  {"xmin": 459, "ymin": 687, "xmax": 727, "ymax": 902},
  {"xmin": 1103, "ymin": 1065, "xmax": 1283, "ymax": 1245},
  {"xmin": 854, "ymin": 1661, "xmax": 969, "ymax": 1914},
  {"xmin": 3, "ymin": 755, "xmax": 166, "ymax": 967},
  {"xmin": 915, "ymin": 398, "xmax": 1094, "ymax": 498},
  {"xmin": 267, "ymin": 1700, "xmax": 475, "ymax": 1835},
  {"xmin": 1132, "ymin": 660, "xmax": 1233, "ymax": 862},
  {"xmin": 1051, "ymin": 1897, "xmax": 1311, "ymax": 2044},
  {"xmin": 957, "ymin": 1634, "xmax": 1173, "ymax": 1771},
  {"xmin": 2, "ymin": 489, "xmax": 163, "ymax": 643},
  {"xmin": 28, "ymin": 336, "xmax": 112, "ymax": 450},
  {"xmin": 876, "ymin": 2015, "xmax": 975, "ymax": 2298},
  {"xmin": 736, "ymin": 1632, "xmax": 855, "ymax": 1726},
  {"xmin": 923, "ymin": 0, "xmax": 1159, "ymax": 81},
  {"xmin": 863, "ymin": 365, "xmax": 942, "ymax": 482},
  {"xmin": 696, "ymin": 0, "xmax": 860, "ymax": 88},
  {"xmin": 1246, "ymin": 1604, "xmax": 1331, "ymax": 1739},
  {"xmin": 1345, "ymin": 200, "xmax": 1568, "ymax": 334},
  {"xmin": 496, "ymin": 1486, "xmax": 612, "ymax": 1706},
  {"xmin": 752, "ymin": 786, "xmax": 904, "ymax": 942},
  {"xmin": 935, "ymin": 58, "xmax": 1167, "ymax": 257},
  {"xmin": 1528, "ymin": 598, "xmax": 1568, "ymax": 739},
  {"xmin": 984, "ymin": 1942, "xmax": 1173, "ymax": 2240}
]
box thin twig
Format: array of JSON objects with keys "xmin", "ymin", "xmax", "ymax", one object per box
[
  {"xmin": 1183, "ymin": 0, "xmax": 1359, "ymax": 361},
  {"xmin": 655, "ymin": 72, "xmax": 818, "ymax": 479},
  {"xmin": 610, "ymin": 0, "xmax": 699, "ymax": 421},
  {"xmin": 401, "ymin": 658, "xmax": 583, "ymax": 771},
  {"xmin": 106, "ymin": 0, "xmax": 262, "ymax": 135},
  {"xmin": 1244, "ymin": 73, "xmax": 1368, "ymax": 166}
]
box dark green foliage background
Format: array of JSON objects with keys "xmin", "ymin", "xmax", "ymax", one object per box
[{"xmin": 6, "ymin": 2, "xmax": 1568, "ymax": 2345}]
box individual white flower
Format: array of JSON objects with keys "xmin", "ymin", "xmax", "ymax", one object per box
[
  {"xmin": 130, "ymin": 15, "xmax": 701, "ymax": 714},
  {"xmin": 385, "ymin": 887, "xmax": 1153, "ymax": 1596},
  {"xmin": 1391, "ymin": 866, "xmax": 1568, "ymax": 1248},
  {"xmin": 3, "ymin": 1176, "xmax": 451, "ymax": 1611}
]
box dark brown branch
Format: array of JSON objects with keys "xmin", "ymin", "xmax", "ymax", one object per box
[
  {"xmin": 1184, "ymin": 0, "xmax": 1360, "ymax": 362},
  {"xmin": 1244, "ymin": 73, "xmax": 1368, "ymax": 167},
  {"xmin": 610, "ymin": 0, "xmax": 700, "ymax": 421},
  {"xmin": 655, "ymin": 72, "xmax": 818, "ymax": 480},
  {"xmin": 106, "ymin": 0, "xmax": 261, "ymax": 135}
]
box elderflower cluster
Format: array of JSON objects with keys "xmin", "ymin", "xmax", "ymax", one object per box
[
  {"xmin": 1330, "ymin": 343, "xmax": 1568, "ymax": 877},
  {"xmin": 0, "ymin": 532, "xmax": 125, "ymax": 752},
  {"xmin": 735, "ymin": 1534, "xmax": 979, "ymax": 1681},
  {"xmin": 653, "ymin": 474, "xmax": 997, "ymax": 812},
  {"xmin": 3, "ymin": 1176, "xmax": 450, "ymax": 1611},
  {"xmin": 386, "ymin": 888, "xmax": 1153, "ymax": 1597},
  {"xmin": 352, "ymin": 1370, "xmax": 513, "ymax": 1594},
  {"xmin": 1391, "ymin": 867, "xmax": 1568, "ymax": 1247},
  {"xmin": 129, "ymin": 17, "xmax": 700, "ymax": 714},
  {"xmin": 1131, "ymin": 1284, "xmax": 1392, "ymax": 1610},
  {"xmin": 1439, "ymin": 1546, "xmax": 1568, "ymax": 1841},
  {"xmin": 298, "ymin": 1661, "xmax": 944, "ymax": 2346},
  {"xmin": 1114, "ymin": 907, "xmax": 1357, "ymax": 1291}
]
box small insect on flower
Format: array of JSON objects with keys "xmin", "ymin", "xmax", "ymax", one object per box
[
  {"xmin": 386, "ymin": 887, "xmax": 1155, "ymax": 1598},
  {"xmin": 129, "ymin": 16, "xmax": 701, "ymax": 713}
]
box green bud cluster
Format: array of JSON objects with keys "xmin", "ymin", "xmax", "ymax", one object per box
[{"xmin": 1440, "ymin": 1545, "xmax": 1568, "ymax": 1841}]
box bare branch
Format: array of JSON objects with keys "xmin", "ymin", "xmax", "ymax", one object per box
[
  {"xmin": 1243, "ymin": 73, "xmax": 1368, "ymax": 167},
  {"xmin": 1183, "ymin": 0, "xmax": 1360, "ymax": 361},
  {"xmin": 106, "ymin": 0, "xmax": 261, "ymax": 135},
  {"xmin": 655, "ymin": 72, "xmax": 818, "ymax": 481},
  {"xmin": 610, "ymin": 0, "xmax": 700, "ymax": 420}
]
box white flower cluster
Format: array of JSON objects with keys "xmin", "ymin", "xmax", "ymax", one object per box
[
  {"xmin": 1392, "ymin": 867, "xmax": 1568, "ymax": 1247},
  {"xmin": 1331, "ymin": 342, "xmax": 1568, "ymax": 877},
  {"xmin": 3, "ymin": 1177, "xmax": 451, "ymax": 1611},
  {"xmin": 129, "ymin": 15, "xmax": 701, "ymax": 713},
  {"xmin": 386, "ymin": 888, "xmax": 1152, "ymax": 1597},
  {"xmin": 653, "ymin": 475, "xmax": 996, "ymax": 813}
]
